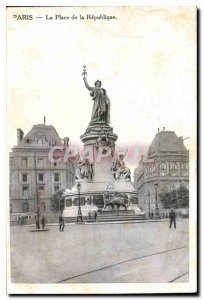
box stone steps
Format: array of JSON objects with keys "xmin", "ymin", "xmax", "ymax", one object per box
[
  {"xmin": 64, "ymin": 210, "xmax": 145, "ymax": 223},
  {"xmin": 96, "ymin": 213, "xmax": 145, "ymax": 222},
  {"xmin": 98, "ymin": 210, "xmax": 135, "ymax": 216},
  {"xmin": 64, "ymin": 216, "xmax": 91, "ymax": 223},
  {"xmin": 96, "ymin": 216, "xmax": 145, "ymax": 222},
  {"xmin": 95, "ymin": 210, "xmax": 145, "ymax": 222}
]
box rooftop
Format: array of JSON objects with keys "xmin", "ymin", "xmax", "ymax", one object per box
[
  {"xmin": 14, "ymin": 123, "xmax": 64, "ymax": 148},
  {"xmin": 148, "ymin": 130, "xmax": 188, "ymax": 158}
]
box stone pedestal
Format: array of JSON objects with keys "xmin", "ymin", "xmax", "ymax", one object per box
[
  {"xmin": 80, "ymin": 121, "xmax": 118, "ymax": 146},
  {"xmin": 63, "ymin": 118, "xmax": 145, "ymax": 219},
  {"xmin": 81, "ymin": 121, "xmax": 117, "ymax": 183}
]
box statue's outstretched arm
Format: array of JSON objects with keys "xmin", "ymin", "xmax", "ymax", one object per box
[{"xmin": 83, "ymin": 77, "xmax": 94, "ymax": 91}]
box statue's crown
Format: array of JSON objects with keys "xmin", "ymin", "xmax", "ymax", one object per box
[{"xmin": 95, "ymin": 80, "xmax": 102, "ymax": 86}]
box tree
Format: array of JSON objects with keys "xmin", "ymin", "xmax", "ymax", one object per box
[
  {"xmin": 50, "ymin": 189, "xmax": 65, "ymax": 213},
  {"xmin": 159, "ymin": 186, "xmax": 189, "ymax": 209},
  {"xmin": 176, "ymin": 185, "xmax": 189, "ymax": 208}
]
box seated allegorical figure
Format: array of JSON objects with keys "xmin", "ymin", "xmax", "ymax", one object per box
[
  {"xmin": 76, "ymin": 158, "xmax": 94, "ymax": 181},
  {"xmin": 112, "ymin": 155, "xmax": 131, "ymax": 180}
]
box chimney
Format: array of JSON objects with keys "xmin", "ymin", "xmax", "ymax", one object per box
[
  {"xmin": 179, "ymin": 136, "xmax": 183, "ymax": 141},
  {"xmin": 17, "ymin": 128, "xmax": 24, "ymax": 145},
  {"xmin": 44, "ymin": 116, "xmax": 46, "ymax": 125},
  {"xmin": 163, "ymin": 127, "xmax": 165, "ymax": 131},
  {"xmin": 64, "ymin": 137, "xmax": 69, "ymax": 147}
]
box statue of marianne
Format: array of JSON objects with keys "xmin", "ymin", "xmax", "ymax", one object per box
[{"xmin": 83, "ymin": 77, "xmax": 110, "ymax": 125}]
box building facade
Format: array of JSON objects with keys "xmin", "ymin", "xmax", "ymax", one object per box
[
  {"xmin": 134, "ymin": 129, "xmax": 189, "ymax": 218},
  {"xmin": 9, "ymin": 123, "xmax": 75, "ymax": 223}
]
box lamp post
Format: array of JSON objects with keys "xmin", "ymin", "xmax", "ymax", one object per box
[
  {"xmin": 34, "ymin": 150, "xmax": 40, "ymax": 229},
  {"xmin": 77, "ymin": 182, "xmax": 83, "ymax": 223},
  {"xmin": 154, "ymin": 182, "xmax": 160, "ymax": 219},
  {"xmin": 147, "ymin": 191, "xmax": 151, "ymax": 219}
]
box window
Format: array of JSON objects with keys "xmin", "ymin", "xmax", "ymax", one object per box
[
  {"xmin": 183, "ymin": 173, "xmax": 188, "ymax": 177},
  {"xmin": 26, "ymin": 139, "xmax": 31, "ymax": 144},
  {"xmin": 9, "ymin": 172, "xmax": 12, "ymax": 183},
  {"xmin": 41, "ymin": 202, "xmax": 45, "ymax": 212},
  {"xmin": 159, "ymin": 163, "xmax": 167, "ymax": 176},
  {"xmin": 131, "ymin": 197, "xmax": 138, "ymax": 204},
  {"xmin": 169, "ymin": 162, "xmax": 178, "ymax": 176},
  {"xmin": 10, "ymin": 157, "xmax": 14, "ymax": 166},
  {"xmin": 38, "ymin": 158, "xmax": 43, "ymax": 166},
  {"xmin": 10, "ymin": 204, "xmax": 12, "ymax": 214},
  {"xmin": 86, "ymin": 198, "xmax": 91, "ymax": 205},
  {"xmin": 169, "ymin": 162, "xmax": 178, "ymax": 170},
  {"xmin": 22, "ymin": 173, "xmax": 28, "ymax": 182},
  {"xmin": 22, "ymin": 203, "xmax": 29, "ymax": 213},
  {"xmin": 38, "ymin": 185, "xmax": 44, "ymax": 196},
  {"xmin": 54, "ymin": 173, "xmax": 60, "ymax": 182},
  {"xmin": 22, "ymin": 158, "xmax": 28, "ymax": 167},
  {"xmin": 54, "ymin": 185, "xmax": 60, "ymax": 192},
  {"xmin": 145, "ymin": 165, "xmax": 153, "ymax": 176},
  {"xmin": 73, "ymin": 197, "xmax": 85, "ymax": 206},
  {"xmin": 66, "ymin": 198, "xmax": 72, "ymax": 207},
  {"xmin": 54, "ymin": 162, "xmax": 57, "ymax": 166},
  {"xmin": 38, "ymin": 173, "xmax": 44, "ymax": 182},
  {"xmin": 160, "ymin": 163, "xmax": 167, "ymax": 170},
  {"xmin": 160, "ymin": 172, "xmax": 167, "ymax": 176},
  {"xmin": 182, "ymin": 163, "xmax": 188, "ymax": 170},
  {"xmin": 22, "ymin": 186, "xmax": 29, "ymax": 197}
]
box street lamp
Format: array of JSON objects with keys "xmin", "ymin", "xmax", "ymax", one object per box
[
  {"xmin": 154, "ymin": 182, "xmax": 160, "ymax": 219},
  {"xmin": 34, "ymin": 150, "xmax": 40, "ymax": 229},
  {"xmin": 173, "ymin": 184, "xmax": 177, "ymax": 208},
  {"xmin": 147, "ymin": 191, "xmax": 151, "ymax": 219},
  {"xmin": 77, "ymin": 182, "xmax": 83, "ymax": 223}
]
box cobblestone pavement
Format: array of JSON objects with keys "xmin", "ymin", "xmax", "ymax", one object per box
[{"xmin": 10, "ymin": 219, "xmax": 189, "ymax": 283}]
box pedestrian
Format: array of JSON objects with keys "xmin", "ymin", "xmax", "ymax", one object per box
[
  {"xmin": 61, "ymin": 217, "xmax": 65, "ymax": 232},
  {"xmin": 36, "ymin": 218, "xmax": 40, "ymax": 229},
  {"xmin": 59, "ymin": 212, "xmax": 64, "ymax": 232},
  {"xmin": 41, "ymin": 215, "xmax": 45, "ymax": 229},
  {"xmin": 94, "ymin": 211, "xmax": 97, "ymax": 222},
  {"xmin": 169, "ymin": 209, "xmax": 176, "ymax": 229}
]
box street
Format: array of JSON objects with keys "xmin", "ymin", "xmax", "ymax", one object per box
[{"xmin": 10, "ymin": 219, "xmax": 189, "ymax": 283}]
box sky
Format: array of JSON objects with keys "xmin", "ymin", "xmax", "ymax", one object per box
[{"xmin": 7, "ymin": 6, "xmax": 196, "ymax": 170}]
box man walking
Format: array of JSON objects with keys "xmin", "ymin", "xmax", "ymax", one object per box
[
  {"xmin": 94, "ymin": 211, "xmax": 97, "ymax": 222},
  {"xmin": 169, "ymin": 209, "xmax": 176, "ymax": 229},
  {"xmin": 41, "ymin": 215, "xmax": 45, "ymax": 229},
  {"xmin": 59, "ymin": 213, "xmax": 65, "ymax": 232},
  {"xmin": 61, "ymin": 216, "xmax": 65, "ymax": 232}
]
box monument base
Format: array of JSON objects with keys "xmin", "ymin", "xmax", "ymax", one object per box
[
  {"xmin": 97, "ymin": 209, "xmax": 145, "ymax": 222},
  {"xmin": 63, "ymin": 179, "xmax": 145, "ymax": 221}
]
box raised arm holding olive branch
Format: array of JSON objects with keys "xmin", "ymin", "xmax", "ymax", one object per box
[{"xmin": 82, "ymin": 65, "xmax": 110, "ymax": 124}]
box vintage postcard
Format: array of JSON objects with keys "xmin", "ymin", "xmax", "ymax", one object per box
[{"xmin": 7, "ymin": 6, "xmax": 197, "ymax": 294}]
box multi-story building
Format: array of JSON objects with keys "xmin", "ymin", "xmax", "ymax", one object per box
[
  {"xmin": 134, "ymin": 128, "xmax": 189, "ymax": 217},
  {"xmin": 9, "ymin": 123, "xmax": 75, "ymax": 223}
]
